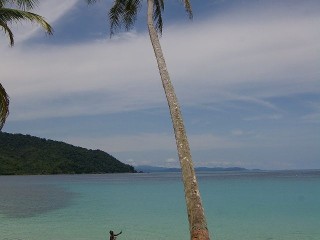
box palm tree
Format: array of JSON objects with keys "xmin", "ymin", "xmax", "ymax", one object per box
[
  {"xmin": 0, "ymin": 83, "xmax": 9, "ymax": 130},
  {"xmin": 0, "ymin": 0, "xmax": 53, "ymax": 130},
  {"xmin": 88, "ymin": 0, "xmax": 210, "ymax": 239}
]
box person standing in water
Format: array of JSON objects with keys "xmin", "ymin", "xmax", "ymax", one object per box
[{"xmin": 109, "ymin": 230, "xmax": 122, "ymax": 240}]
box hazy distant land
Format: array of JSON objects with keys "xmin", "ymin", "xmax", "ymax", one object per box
[{"xmin": 135, "ymin": 165, "xmax": 254, "ymax": 173}]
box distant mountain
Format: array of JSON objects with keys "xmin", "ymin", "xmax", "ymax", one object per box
[
  {"xmin": 195, "ymin": 167, "xmax": 248, "ymax": 172},
  {"xmin": 0, "ymin": 132, "xmax": 135, "ymax": 175},
  {"xmin": 136, "ymin": 165, "xmax": 180, "ymax": 173},
  {"xmin": 136, "ymin": 165, "xmax": 249, "ymax": 173}
]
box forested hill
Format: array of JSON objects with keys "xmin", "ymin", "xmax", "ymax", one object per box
[{"xmin": 0, "ymin": 132, "xmax": 135, "ymax": 175}]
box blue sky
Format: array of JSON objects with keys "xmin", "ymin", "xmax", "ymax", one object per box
[{"xmin": 1, "ymin": 0, "xmax": 319, "ymax": 170}]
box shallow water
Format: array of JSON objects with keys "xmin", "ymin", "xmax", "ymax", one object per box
[{"xmin": 0, "ymin": 170, "xmax": 319, "ymax": 240}]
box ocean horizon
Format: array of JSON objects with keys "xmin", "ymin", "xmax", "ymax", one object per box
[{"xmin": 1, "ymin": 170, "xmax": 319, "ymax": 240}]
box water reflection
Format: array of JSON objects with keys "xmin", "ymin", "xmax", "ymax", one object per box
[{"xmin": 0, "ymin": 182, "xmax": 75, "ymax": 218}]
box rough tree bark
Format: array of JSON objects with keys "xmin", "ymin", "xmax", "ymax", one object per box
[{"xmin": 147, "ymin": 0, "xmax": 210, "ymax": 239}]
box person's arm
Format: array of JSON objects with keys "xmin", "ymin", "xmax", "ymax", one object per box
[{"xmin": 115, "ymin": 231, "xmax": 122, "ymax": 236}]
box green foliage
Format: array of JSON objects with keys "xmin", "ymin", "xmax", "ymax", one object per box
[
  {"xmin": 0, "ymin": 132, "xmax": 136, "ymax": 175},
  {"xmin": 0, "ymin": 0, "xmax": 53, "ymax": 46},
  {"xmin": 87, "ymin": 0, "xmax": 192, "ymax": 36},
  {"xmin": 0, "ymin": 84, "xmax": 9, "ymax": 130}
]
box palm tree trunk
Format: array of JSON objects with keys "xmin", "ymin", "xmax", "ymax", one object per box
[{"xmin": 147, "ymin": 1, "xmax": 210, "ymax": 239}]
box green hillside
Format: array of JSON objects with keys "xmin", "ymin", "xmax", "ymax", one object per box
[{"xmin": 0, "ymin": 132, "xmax": 135, "ymax": 175}]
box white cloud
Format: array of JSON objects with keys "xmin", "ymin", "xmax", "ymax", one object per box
[
  {"xmin": 64, "ymin": 133, "xmax": 244, "ymax": 154},
  {"xmin": 301, "ymin": 101, "xmax": 320, "ymax": 123},
  {"xmin": 302, "ymin": 113, "xmax": 320, "ymax": 123},
  {"xmin": 2, "ymin": 1, "xmax": 319, "ymax": 122},
  {"xmin": 2, "ymin": 1, "xmax": 319, "ymax": 170},
  {"xmin": 66, "ymin": 133, "xmax": 175, "ymax": 153},
  {"xmin": 231, "ymin": 130, "xmax": 245, "ymax": 136},
  {"xmin": 164, "ymin": 158, "xmax": 178, "ymax": 168},
  {"xmin": 3, "ymin": 34, "xmax": 162, "ymax": 120},
  {"xmin": 124, "ymin": 158, "xmax": 137, "ymax": 166},
  {"xmin": 244, "ymin": 114, "xmax": 283, "ymax": 121},
  {"xmin": 165, "ymin": 158, "xmax": 176, "ymax": 163}
]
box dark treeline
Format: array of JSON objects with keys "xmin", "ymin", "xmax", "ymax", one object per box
[{"xmin": 0, "ymin": 132, "xmax": 135, "ymax": 175}]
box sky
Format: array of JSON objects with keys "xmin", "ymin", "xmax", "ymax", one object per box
[{"xmin": 1, "ymin": 0, "xmax": 319, "ymax": 170}]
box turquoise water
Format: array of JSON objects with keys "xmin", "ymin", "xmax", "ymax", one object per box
[{"xmin": 0, "ymin": 170, "xmax": 320, "ymax": 240}]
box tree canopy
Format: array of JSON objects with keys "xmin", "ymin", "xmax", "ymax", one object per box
[
  {"xmin": 0, "ymin": 132, "xmax": 135, "ymax": 175},
  {"xmin": 87, "ymin": 0, "xmax": 192, "ymax": 36},
  {"xmin": 0, "ymin": 0, "xmax": 53, "ymax": 46}
]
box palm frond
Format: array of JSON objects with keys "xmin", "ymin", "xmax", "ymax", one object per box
[
  {"xmin": 14, "ymin": 0, "xmax": 38, "ymax": 10},
  {"xmin": 108, "ymin": 0, "xmax": 141, "ymax": 36},
  {"xmin": 0, "ymin": 83, "xmax": 9, "ymax": 131},
  {"xmin": 89, "ymin": 0, "xmax": 191, "ymax": 36},
  {"xmin": 86, "ymin": 0, "xmax": 97, "ymax": 4},
  {"xmin": 182, "ymin": 0, "xmax": 193, "ymax": 19},
  {"xmin": 0, "ymin": 7, "xmax": 53, "ymax": 41},
  {"xmin": 0, "ymin": 19, "xmax": 14, "ymax": 45},
  {"xmin": 123, "ymin": 0, "xmax": 141, "ymax": 31},
  {"xmin": 108, "ymin": 0, "xmax": 125, "ymax": 35},
  {"xmin": 0, "ymin": 0, "xmax": 39, "ymax": 10},
  {"xmin": 86, "ymin": 0, "xmax": 98, "ymax": 4},
  {"xmin": 153, "ymin": 0, "xmax": 164, "ymax": 34}
]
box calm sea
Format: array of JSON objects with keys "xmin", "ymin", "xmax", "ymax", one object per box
[{"xmin": 0, "ymin": 170, "xmax": 319, "ymax": 240}]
